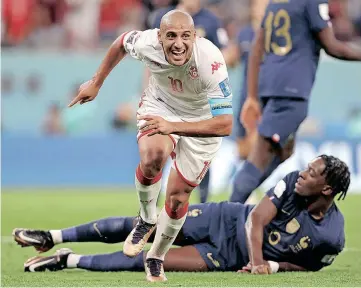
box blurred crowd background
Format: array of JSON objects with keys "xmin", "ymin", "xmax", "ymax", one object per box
[
  {"xmin": 2, "ymin": 0, "xmax": 361, "ymax": 192},
  {"xmin": 2, "ymin": 0, "xmax": 361, "ymax": 49}
]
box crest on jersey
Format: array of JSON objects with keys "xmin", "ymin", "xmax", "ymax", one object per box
[
  {"xmin": 219, "ymin": 78, "xmax": 232, "ymax": 97},
  {"xmin": 188, "ymin": 66, "xmax": 199, "ymax": 79},
  {"xmin": 286, "ymin": 218, "xmax": 300, "ymax": 234}
]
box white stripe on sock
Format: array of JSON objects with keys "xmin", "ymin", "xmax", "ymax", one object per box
[
  {"xmin": 66, "ymin": 254, "xmax": 81, "ymax": 268},
  {"xmin": 49, "ymin": 230, "xmax": 63, "ymax": 245}
]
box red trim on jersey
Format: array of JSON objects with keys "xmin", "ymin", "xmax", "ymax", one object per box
[
  {"xmin": 118, "ymin": 31, "xmax": 131, "ymax": 47},
  {"xmin": 165, "ymin": 201, "xmax": 189, "ymax": 219},
  {"xmin": 168, "ymin": 135, "xmax": 176, "ymax": 150},
  {"xmin": 137, "ymin": 130, "xmax": 154, "ymax": 142},
  {"xmin": 174, "ymin": 161, "xmax": 198, "ymax": 187},
  {"xmin": 135, "ymin": 164, "xmax": 162, "ymax": 186},
  {"xmin": 170, "ymin": 151, "xmax": 176, "ymax": 160}
]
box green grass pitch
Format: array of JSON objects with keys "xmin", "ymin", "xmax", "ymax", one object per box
[{"xmin": 2, "ymin": 189, "xmax": 361, "ymax": 287}]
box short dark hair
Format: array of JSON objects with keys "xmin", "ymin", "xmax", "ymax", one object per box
[{"xmin": 319, "ymin": 155, "xmax": 351, "ymax": 200}]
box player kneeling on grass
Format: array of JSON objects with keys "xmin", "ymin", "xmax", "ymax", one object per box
[{"xmin": 14, "ymin": 155, "xmax": 350, "ymax": 274}]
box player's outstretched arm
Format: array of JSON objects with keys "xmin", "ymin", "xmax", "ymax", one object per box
[
  {"xmin": 91, "ymin": 34, "xmax": 128, "ymax": 88},
  {"xmin": 318, "ymin": 27, "xmax": 361, "ymax": 61},
  {"xmin": 306, "ymin": 0, "xmax": 361, "ymax": 61},
  {"xmin": 245, "ymin": 195, "xmax": 277, "ymax": 274},
  {"xmin": 68, "ymin": 33, "xmax": 129, "ymax": 107}
]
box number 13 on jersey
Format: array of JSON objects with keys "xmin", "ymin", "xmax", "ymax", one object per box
[{"xmin": 264, "ymin": 9, "xmax": 293, "ymax": 56}]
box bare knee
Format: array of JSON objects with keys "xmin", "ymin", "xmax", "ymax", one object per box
[{"xmin": 140, "ymin": 146, "xmax": 168, "ymax": 178}]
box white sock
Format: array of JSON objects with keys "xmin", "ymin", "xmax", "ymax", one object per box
[
  {"xmin": 49, "ymin": 230, "xmax": 62, "ymax": 244},
  {"xmin": 66, "ymin": 254, "xmax": 81, "ymax": 268},
  {"xmin": 135, "ymin": 175, "xmax": 161, "ymax": 225},
  {"xmin": 146, "ymin": 207, "xmax": 187, "ymax": 261}
]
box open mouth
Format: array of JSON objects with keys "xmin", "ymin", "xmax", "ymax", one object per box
[
  {"xmin": 295, "ymin": 177, "xmax": 303, "ymax": 190},
  {"xmin": 171, "ymin": 50, "xmax": 186, "ymax": 59}
]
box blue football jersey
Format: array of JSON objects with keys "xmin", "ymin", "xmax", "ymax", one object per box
[
  {"xmin": 263, "ymin": 171, "xmax": 345, "ymax": 271},
  {"xmin": 237, "ymin": 25, "xmax": 255, "ymax": 98},
  {"xmin": 258, "ymin": 0, "xmax": 330, "ymax": 99},
  {"xmin": 152, "ymin": 6, "xmax": 228, "ymax": 48}
]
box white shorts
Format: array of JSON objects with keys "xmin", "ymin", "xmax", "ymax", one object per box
[{"xmin": 137, "ymin": 96, "xmax": 222, "ymax": 187}]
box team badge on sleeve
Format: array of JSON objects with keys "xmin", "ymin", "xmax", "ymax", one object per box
[
  {"xmin": 274, "ymin": 180, "xmax": 286, "ymax": 198},
  {"xmin": 219, "ymin": 78, "xmax": 232, "ymax": 97},
  {"xmin": 318, "ymin": 3, "xmax": 330, "ymax": 21}
]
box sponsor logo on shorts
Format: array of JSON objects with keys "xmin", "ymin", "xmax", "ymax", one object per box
[
  {"xmin": 187, "ymin": 209, "xmax": 202, "ymax": 217},
  {"xmin": 93, "ymin": 223, "xmax": 107, "ymax": 239},
  {"xmin": 197, "ymin": 161, "xmax": 211, "ymax": 181},
  {"xmin": 206, "ymin": 253, "xmax": 220, "ymax": 268},
  {"xmin": 219, "ymin": 78, "xmax": 232, "ymax": 97}
]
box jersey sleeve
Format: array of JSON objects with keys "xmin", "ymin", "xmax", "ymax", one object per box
[
  {"xmin": 200, "ymin": 45, "xmax": 233, "ymax": 117},
  {"xmin": 266, "ymin": 171, "xmax": 298, "ymax": 210},
  {"xmin": 122, "ymin": 31, "xmax": 143, "ymax": 60},
  {"xmin": 306, "ymin": 0, "xmax": 331, "ymax": 32},
  {"xmin": 302, "ymin": 242, "xmax": 344, "ymax": 271}
]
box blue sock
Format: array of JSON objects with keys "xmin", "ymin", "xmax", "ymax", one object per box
[
  {"xmin": 78, "ymin": 251, "xmax": 144, "ymax": 271},
  {"xmin": 199, "ymin": 170, "xmax": 210, "ymax": 203},
  {"xmin": 230, "ymin": 161, "xmax": 262, "ymax": 203},
  {"xmin": 62, "ymin": 217, "xmax": 134, "ymax": 244},
  {"xmin": 259, "ymin": 156, "xmax": 282, "ymax": 184}
]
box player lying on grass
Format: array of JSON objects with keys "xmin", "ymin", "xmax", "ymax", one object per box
[{"xmin": 14, "ymin": 155, "xmax": 350, "ymax": 274}]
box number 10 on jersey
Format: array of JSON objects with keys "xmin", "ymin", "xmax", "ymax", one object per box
[{"xmin": 168, "ymin": 77, "xmax": 184, "ymax": 93}]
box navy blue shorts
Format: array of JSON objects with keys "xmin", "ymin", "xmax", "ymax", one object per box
[
  {"xmin": 258, "ymin": 97, "xmax": 308, "ymax": 148},
  {"xmin": 179, "ymin": 202, "xmax": 251, "ymax": 271}
]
